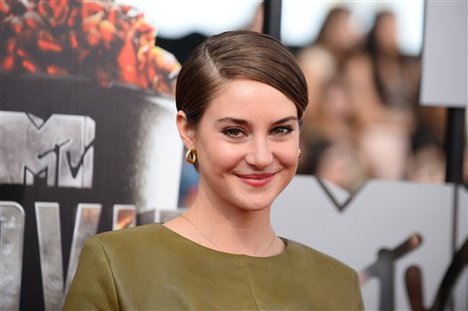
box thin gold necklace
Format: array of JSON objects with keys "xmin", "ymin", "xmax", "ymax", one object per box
[
  {"xmin": 180, "ymin": 214, "xmax": 278, "ymax": 256},
  {"xmin": 180, "ymin": 214, "xmax": 219, "ymax": 249}
]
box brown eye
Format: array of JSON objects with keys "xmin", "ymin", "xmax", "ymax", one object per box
[
  {"xmin": 222, "ymin": 127, "xmax": 246, "ymax": 138},
  {"xmin": 270, "ymin": 126, "xmax": 292, "ymax": 136}
]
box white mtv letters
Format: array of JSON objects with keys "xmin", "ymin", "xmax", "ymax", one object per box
[
  {"xmin": 0, "ymin": 111, "xmax": 95, "ymax": 188},
  {"xmin": 0, "ymin": 201, "xmax": 102, "ymax": 311}
]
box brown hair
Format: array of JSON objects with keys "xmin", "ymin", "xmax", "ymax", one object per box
[
  {"xmin": 176, "ymin": 30, "xmax": 308, "ymax": 127},
  {"xmin": 315, "ymin": 7, "xmax": 350, "ymax": 46}
]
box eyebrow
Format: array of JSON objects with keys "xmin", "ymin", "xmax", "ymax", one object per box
[{"xmin": 216, "ymin": 116, "xmax": 298, "ymax": 126}]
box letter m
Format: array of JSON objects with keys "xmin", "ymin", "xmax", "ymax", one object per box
[{"xmin": 0, "ymin": 111, "xmax": 95, "ymax": 188}]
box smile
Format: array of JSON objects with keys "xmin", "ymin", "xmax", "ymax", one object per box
[{"xmin": 236, "ymin": 173, "xmax": 276, "ymax": 187}]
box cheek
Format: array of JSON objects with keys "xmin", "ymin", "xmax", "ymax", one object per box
[
  {"xmin": 199, "ymin": 140, "xmax": 245, "ymax": 172},
  {"xmin": 275, "ymin": 143, "xmax": 300, "ymax": 168}
]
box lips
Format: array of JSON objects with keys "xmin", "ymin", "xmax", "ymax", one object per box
[{"xmin": 235, "ymin": 172, "xmax": 276, "ymax": 187}]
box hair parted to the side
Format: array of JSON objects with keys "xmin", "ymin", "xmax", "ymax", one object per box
[{"xmin": 176, "ymin": 30, "xmax": 309, "ymax": 127}]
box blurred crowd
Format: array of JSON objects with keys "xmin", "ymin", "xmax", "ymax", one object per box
[{"xmin": 294, "ymin": 7, "xmax": 468, "ymax": 192}]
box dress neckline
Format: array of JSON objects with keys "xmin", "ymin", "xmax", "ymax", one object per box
[{"xmin": 160, "ymin": 223, "xmax": 290, "ymax": 260}]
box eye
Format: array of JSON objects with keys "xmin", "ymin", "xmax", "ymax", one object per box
[
  {"xmin": 270, "ymin": 126, "xmax": 292, "ymax": 136},
  {"xmin": 222, "ymin": 127, "xmax": 247, "ymax": 138}
]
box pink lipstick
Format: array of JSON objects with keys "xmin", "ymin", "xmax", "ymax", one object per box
[{"xmin": 236, "ymin": 173, "xmax": 275, "ymax": 187}]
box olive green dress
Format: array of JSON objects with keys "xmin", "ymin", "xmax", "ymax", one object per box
[{"xmin": 63, "ymin": 224, "xmax": 363, "ymax": 310}]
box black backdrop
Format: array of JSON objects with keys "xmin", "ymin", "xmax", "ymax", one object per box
[{"xmin": 1, "ymin": 73, "xmax": 173, "ymax": 310}]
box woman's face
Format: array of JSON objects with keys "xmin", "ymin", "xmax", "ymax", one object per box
[
  {"xmin": 376, "ymin": 14, "xmax": 397, "ymax": 53},
  {"xmin": 180, "ymin": 79, "xmax": 300, "ymax": 212},
  {"xmin": 322, "ymin": 11, "xmax": 360, "ymax": 54}
]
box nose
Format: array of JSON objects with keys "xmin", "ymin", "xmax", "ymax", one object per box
[{"xmin": 245, "ymin": 138, "xmax": 273, "ymax": 169}]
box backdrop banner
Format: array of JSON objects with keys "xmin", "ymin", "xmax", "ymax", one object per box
[{"xmin": 0, "ymin": 1, "xmax": 182, "ymax": 309}]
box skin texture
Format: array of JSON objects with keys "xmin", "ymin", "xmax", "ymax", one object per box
[{"xmin": 167, "ymin": 79, "xmax": 300, "ymax": 256}]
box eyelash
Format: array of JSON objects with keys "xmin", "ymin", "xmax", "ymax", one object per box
[
  {"xmin": 222, "ymin": 126, "xmax": 293, "ymax": 139},
  {"xmin": 270, "ymin": 126, "xmax": 293, "ymax": 136},
  {"xmin": 222, "ymin": 127, "xmax": 246, "ymax": 138}
]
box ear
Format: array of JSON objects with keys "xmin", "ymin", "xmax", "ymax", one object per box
[{"xmin": 176, "ymin": 110, "xmax": 196, "ymax": 149}]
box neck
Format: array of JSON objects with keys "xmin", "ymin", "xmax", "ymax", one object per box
[{"xmin": 180, "ymin": 187, "xmax": 281, "ymax": 257}]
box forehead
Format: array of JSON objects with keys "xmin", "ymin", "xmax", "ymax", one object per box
[{"xmin": 202, "ymin": 79, "xmax": 297, "ymax": 121}]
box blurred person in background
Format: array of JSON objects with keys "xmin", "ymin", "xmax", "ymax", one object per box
[
  {"xmin": 362, "ymin": 11, "xmax": 420, "ymax": 112},
  {"xmin": 296, "ymin": 6, "xmax": 367, "ymax": 191},
  {"xmin": 303, "ymin": 75, "xmax": 358, "ymax": 141},
  {"xmin": 296, "ymin": 6, "xmax": 362, "ymax": 128},
  {"xmin": 297, "ymin": 75, "xmax": 367, "ymax": 191},
  {"xmin": 298, "ymin": 135, "xmax": 366, "ymax": 193},
  {"xmin": 406, "ymin": 142, "xmax": 445, "ymax": 183},
  {"xmin": 360, "ymin": 10, "xmax": 448, "ymax": 184},
  {"xmin": 344, "ymin": 10, "xmax": 421, "ymax": 181}
]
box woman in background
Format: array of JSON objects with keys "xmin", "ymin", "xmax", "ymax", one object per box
[
  {"xmin": 297, "ymin": 6, "xmax": 361, "ymax": 126},
  {"xmin": 64, "ymin": 30, "xmax": 363, "ymax": 310}
]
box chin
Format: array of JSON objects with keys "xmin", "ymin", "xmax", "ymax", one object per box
[{"xmin": 232, "ymin": 194, "xmax": 277, "ymax": 213}]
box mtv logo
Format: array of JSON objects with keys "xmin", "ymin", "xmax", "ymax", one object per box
[{"xmin": 0, "ymin": 111, "xmax": 95, "ymax": 188}]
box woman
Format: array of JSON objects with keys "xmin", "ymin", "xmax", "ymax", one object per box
[
  {"xmin": 63, "ymin": 30, "xmax": 364, "ymax": 310},
  {"xmin": 296, "ymin": 7, "xmax": 361, "ymax": 127},
  {"xmin": 362, "ymin": 10, "xmax": 419, "ymax": 111}
]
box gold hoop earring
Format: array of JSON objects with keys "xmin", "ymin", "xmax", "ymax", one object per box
[
  {"xmin": 185, "ymin": 149, "xmax": 197, "ymax": 164},
  {"xmin": 298, "ymin": 149, "xmax": 302, "ymax": 158}
]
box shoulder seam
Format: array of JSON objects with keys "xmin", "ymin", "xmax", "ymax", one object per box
[{"xmin": 91, "ymin": 238, "xmax": 121, "ymax": 310}]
